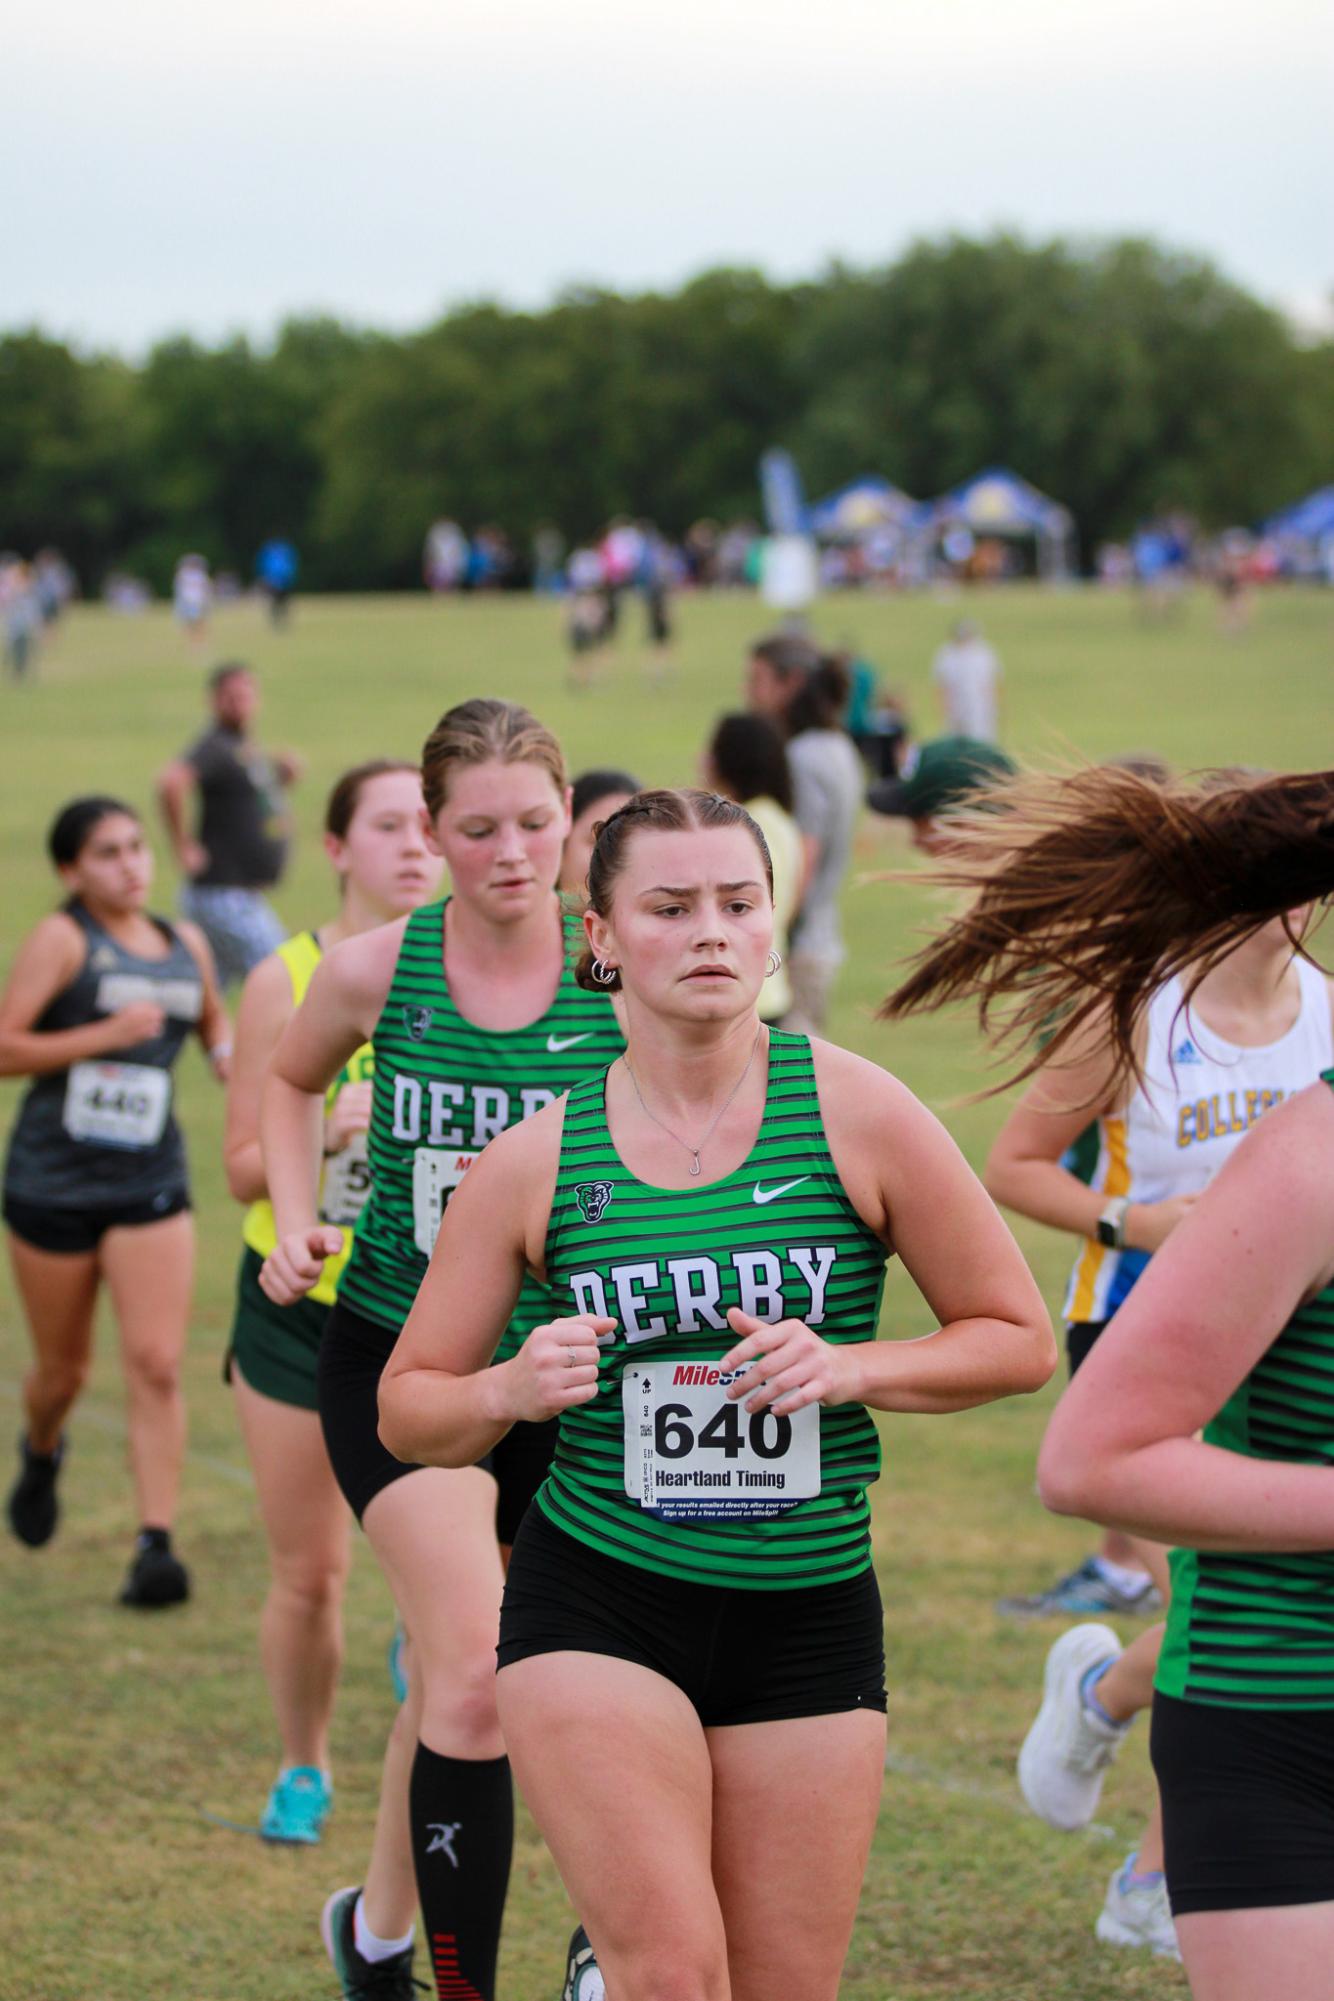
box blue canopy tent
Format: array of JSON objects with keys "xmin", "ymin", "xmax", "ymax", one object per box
[
  {"xmin": 926, "ymin": 466, "xmax": 1075, "ymax": 579},
  {"xmin": 1264, "ymin": 486, "xmax": 1334, "ymax": 543},
  {"xmin": 809, "ymin": 476, "xmax": 917, "ymax": 542}
]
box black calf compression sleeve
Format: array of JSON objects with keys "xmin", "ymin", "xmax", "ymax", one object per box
[{"xmin": 409, "ymin": 1744, "xmax": 514, "ymax": 2001}]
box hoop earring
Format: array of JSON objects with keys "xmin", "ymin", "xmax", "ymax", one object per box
[
  {"xmin": 765, "ymin": 949, "xmax": 783, "ymax": 978},
  {"xmin": 591, "ymin": 959, "xmax": 617, "ymax": 986}
]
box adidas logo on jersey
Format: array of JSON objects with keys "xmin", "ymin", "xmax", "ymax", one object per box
[
  {"xmin": 1172, "ymin": 1038, "xmax": 1202, "ymax": 1065},
  {"xmin": 91, "ymin": 946, "xmax": 117, "ymax": 970}
]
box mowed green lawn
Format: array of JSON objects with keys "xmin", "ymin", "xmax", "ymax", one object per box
[{"xmin": 1, "ymin": 585, "xmax": 1329, "ymax": 2001}]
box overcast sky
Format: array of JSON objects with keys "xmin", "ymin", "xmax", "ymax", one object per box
[{"xmin": 9, "ymin": 0, "xmax": 1331, "ymax": 355}]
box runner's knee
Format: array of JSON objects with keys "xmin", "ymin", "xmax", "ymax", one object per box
[
  {"xmin": 269, "ymin": 1551, "xmax": 348, "ymax": 1617},
  {"xmin": 419, "ymin": 1646, "xmax": 502, "ymax": 1749},
  {"xmin": 124, "ymin": 1346, "xmax": 182, "ymax": 1399},
  {"xmin": 31, "ymin": 1353, "xmax": 90, "ymax": 1408},
  {"xmin": 607, "ymin": 1940, "xmax": 728, "ymax": 2001}
]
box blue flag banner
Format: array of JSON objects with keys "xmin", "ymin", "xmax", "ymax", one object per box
[{"xmin": 759, "ymin": 449, "xmax": 808, "ymax": 537}]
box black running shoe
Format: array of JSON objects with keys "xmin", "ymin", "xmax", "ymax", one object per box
[
  {"xmin": 7, "ymin": 1434, "xmax": 63, "ymax": 1547},
  {"xmin": 119, "ymin": 1532, "xmax": 190, "ymax": 1608},
  {"xmin": 561, "ymin": 1923, "xmax": 605, "ymax": 2001},
  {"xmin": 320, "ymin": 1886, "xmax": 425, "ymax": 1999}
]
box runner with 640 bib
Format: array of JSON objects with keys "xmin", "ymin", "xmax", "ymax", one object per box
[{"xmin": 381, "ymin": 787, "xmax": 1054, "ymax": 2001}]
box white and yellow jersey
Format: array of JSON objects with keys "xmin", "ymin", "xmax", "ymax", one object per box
[
  {"xmin": 241, "ymin": 931, "xmax": 374, "ymax": 1307},
  {"xmin": 1064, "ymin": 956, "xmax": 1333, "ymax": 1324}
]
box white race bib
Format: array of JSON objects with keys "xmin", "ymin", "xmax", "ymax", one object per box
[
  {"xmin": 411, "ymin": 1146, "xmax": 479, "ymax": 1256},
  {"xmin": 63, "ymin": 1061, "xmax": 171, "ymax": 1149},
  {"xmin": 320, "ymin": 1134, "xmax": 371, "ymax": 1230},
  {"xmin": 622, "ymin": 1359, "xmax": 820, "ymax": 1521}
]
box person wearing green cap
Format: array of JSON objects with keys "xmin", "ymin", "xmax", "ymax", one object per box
[{"xmin": 866, "ymin": 735, "xmax": 1015, "ymax": 852}]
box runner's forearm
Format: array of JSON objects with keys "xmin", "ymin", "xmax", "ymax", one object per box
[
  {"xmin": 847, "ymin": 1314, "xmax": 1055, "ymax": 1413},
  {"xmin": 379, "ymin": 1362, "xmax": 515, "ymax": 1468},
  {"xmin": 261, "ymin": 1072, "xmax": 326, "ymax": 1236},
  {"xmin": 0, "ymin": 1018, "xmax": 128, "ymax": 1077},
  {"xmin": 1040, "ymin": 1433, "xmax": 1334, "ymax": 1552}
]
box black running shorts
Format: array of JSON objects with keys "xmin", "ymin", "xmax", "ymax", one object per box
[
  {"xmin": 4, "ymin": 1187, "xmax": 190, "ymax": 1255},
  {"xmin": 317, "ymin": 1299, "xmax": 557, "ymax": 1541},
  {"xmin": 1065, "ymin": 1320, "xmax": 1108, "ymax": 1377},
  {"xmin": 497, "ymin": 1504, "xmax": 887, "ymax": 1727},
  {"xmin": 1151, "ymin": 1690, "xmax": 1334, "ymax": 1913}
]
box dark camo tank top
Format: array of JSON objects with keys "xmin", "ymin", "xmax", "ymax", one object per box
[{"xmin": 4, "ymin": 901, "xmax": 202, "ymax": 1207}]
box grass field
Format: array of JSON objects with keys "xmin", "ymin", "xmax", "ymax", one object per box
[{"xmin": 1, "ymin": 584, "xmax": 1330, "ymax": 2001}]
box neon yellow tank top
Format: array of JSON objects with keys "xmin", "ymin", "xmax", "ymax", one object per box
[{"xmin": 241, "ymin": 931, "xmax": 374, "ymax": 1306}]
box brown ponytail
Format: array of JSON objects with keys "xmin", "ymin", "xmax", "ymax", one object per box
[{"xmin": 881, "ymin": 764, "xmax": 1334, "ymax": 1088}]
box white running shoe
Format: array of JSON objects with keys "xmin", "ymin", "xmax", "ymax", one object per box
[
  {"xmin": 1017, "ymin": 1622, "xmax": 1129, "ymax": 1830},
  {"xmin": 1095, "ymin": 1854, "xmax": 1182, "ymax": 1960}
]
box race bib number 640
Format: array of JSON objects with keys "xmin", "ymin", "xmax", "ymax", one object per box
[{"xmin": 623, "ymin": 1359, "xmax": 820, "ymax": 1521}]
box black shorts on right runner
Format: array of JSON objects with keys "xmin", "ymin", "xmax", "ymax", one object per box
[
  {"xmin": 497, "ymin": 1504, "xmax": 887, "ymax": 1727},
  {"xmin": 1152, "ymin": 1690, "xmax": 1334, "ymax": 1914}
]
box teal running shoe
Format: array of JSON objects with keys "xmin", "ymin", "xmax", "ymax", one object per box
[
  {"xmin": 260, "ymin": 1765, "xmax": 332, "ymax": 1845},
  {"xmin": 388, "ymin": 1624, "xmax": 408, "ymax": 1703}
]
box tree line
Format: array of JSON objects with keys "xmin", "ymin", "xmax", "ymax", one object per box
[{"xmin": 3, "ymin": 233, "xmax": 1330, "ymax": 592}]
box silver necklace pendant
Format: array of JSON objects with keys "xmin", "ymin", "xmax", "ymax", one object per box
[{"xmin": 623, "ymin": 1023, "xmax": 763, "ymax": 1180}]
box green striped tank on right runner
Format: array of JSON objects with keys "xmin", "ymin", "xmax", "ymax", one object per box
[
  {"xmin": 537, "ymin": 1030, "xmax": 890, "ymax": 1590},
  {"xmin": 1157, "ymin": 1067, "xmax": 1334, "ymax": 1710}
]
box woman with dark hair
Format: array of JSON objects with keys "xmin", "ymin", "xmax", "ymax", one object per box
[
  {"xmin": 223, "ymin": 760, "xmax": 442, "ymax": 1846},
  {"xmin": 259, "ymin": 700, "xmax": 623, "ymax": 2001},
  {"xmin": 559, "ymin": 767, "xmax": 641, "ymax": 900},
  {"xmin": 705, "ymin": 713, "xmax": 802, "ymax": 1026},
  {"xmin": 380, "ymin": 785, "xmax": 1053, "ymax": 2001},
  {"xmin": 0, "ymin": 796, "xmax": 228, "ymax": 1603},
  {"xmin": 884, "ymin": 764, "xmax": 1334, "ymax": 2001},
  {"xmin": 746, "ymin": 637, "xmax": 863, "ymax": 1034}
]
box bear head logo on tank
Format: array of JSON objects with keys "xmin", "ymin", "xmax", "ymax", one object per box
[{"xmin": 575, "ymin": 1182, "xmax": 614, "ymax": 1224}]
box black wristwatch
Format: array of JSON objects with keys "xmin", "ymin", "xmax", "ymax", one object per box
[{"xmin": 1096, "ymin": 1196, "xmax": 1131, "ymax": 1250}]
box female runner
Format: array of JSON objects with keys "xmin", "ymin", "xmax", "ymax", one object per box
[
  {"xmin": 983, "ymin": 843, "xmax": 1331, "ymax": 1954},
  {"xmin": 379, "ymin": 785, "xmax": 1055, "ymax": 2001},
  {"xmin": 223, "ymin": 760, "xmax": 442, "ymax": 1845},
  {"xmin": 1, "ymin": 795, "xmax": 228, "ymax": 1603},
  {"xmin": 560, "ymin": 768, "xmax": 641, "ymax": 900},
  {"xmin": 883, "ymin": 762, "xmax": 1334, "ymax": 2001},
  {"xmin": 259, "ymin": 700, "xmax": 623, "ymax": 2001},
  {"xmin": 704, "ymin": 712, "xmax": 803, "ymax": 1027}
]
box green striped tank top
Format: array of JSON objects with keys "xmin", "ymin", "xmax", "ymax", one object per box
[
  {"xmin": 337, "ymin": 900, "xmax": 624, "ymax": 1351},
  {"xmin": 536, "ymin": 1029, "xmax": 889, "ymax": 1589},
  {"xmin": 1158, "ymin": 1070, "xmax": 1334, "ymax": 1709}
]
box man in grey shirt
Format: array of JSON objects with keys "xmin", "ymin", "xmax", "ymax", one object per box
[
  {"xmin": 157, "ymin": 662, "xmax": 302, "ymax": 984},
  {"xmin": 745, "ymin": 634, "xmax": 862, "ymax": 1034}
]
